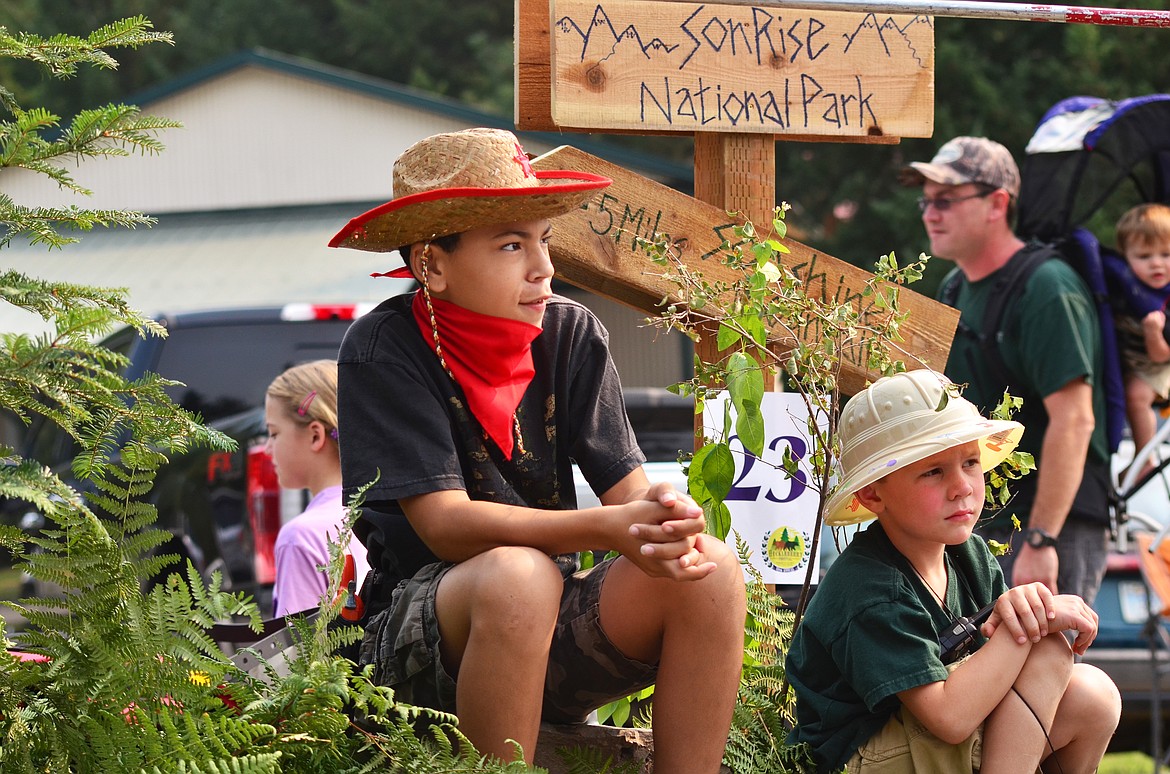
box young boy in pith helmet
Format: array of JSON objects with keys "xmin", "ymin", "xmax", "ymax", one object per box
[
  {"xmin": 327, "ymin": 127, "xmax": 746, "ymax": 769},
  {"xmin": 785, "ymin": 369, "xmax": 1120, "ymax": 773}
]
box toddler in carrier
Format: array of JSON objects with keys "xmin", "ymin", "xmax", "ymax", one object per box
[{"xmin": 1109, "ymin": 203, "xmax": 1170, "ymax": 466}]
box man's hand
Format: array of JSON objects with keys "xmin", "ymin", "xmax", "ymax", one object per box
[{"xmin": 1011, "ymin": 543, "xmax": 1058, "ymax": 593}]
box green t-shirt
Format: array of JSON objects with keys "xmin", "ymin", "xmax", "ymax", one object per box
[
  {"xmin": 939, "ymin": 255, "xmax": 1109, "ymax": 529},
  {"xmin": 785, "ymin": 523, "xmax": 1007, "ymax": 772}
]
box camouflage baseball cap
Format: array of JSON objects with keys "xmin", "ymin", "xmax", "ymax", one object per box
[{"xmin": 900, "ymin": 136, "xmax": 1020, "ymax": 199}]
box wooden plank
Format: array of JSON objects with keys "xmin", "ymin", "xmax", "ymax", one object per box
[
  {"xmin": 693, "ymin": 133, "xmax": 777, "ymax": 390},
  {"xmin": 535, "ymin": 144, "xmax": 957, "ymax": 395},
  {"xmin": 515, "ymin": 0, "xmax": 558, "ymax": 131},
  {"xmin": 526, "ymin": 0, "xmax": 933, "ymax": 139},
  {"xmin": 694, "ymin": 133, "xmax": 775, "ymax": 229},
  {"xmin": 516, "ymin": 0, "xmax": 902, "ymax": 144}
]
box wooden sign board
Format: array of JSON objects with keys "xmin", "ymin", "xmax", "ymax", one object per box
[
  {"xmin": 519, "ymin": 0, "xmax": 933, "ymax": 140},
  {"xmin": 536, "ymin": 145, "xmax": 958, "ymax": 395}
]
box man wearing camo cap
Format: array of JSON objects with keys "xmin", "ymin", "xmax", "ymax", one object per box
[{"xmin": 902, "ymin": 136, "xmax": 1112, "ymax": 607}]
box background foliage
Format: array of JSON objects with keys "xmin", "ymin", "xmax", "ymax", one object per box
[{"xmin": 4, "ymin": 0, "xmax": 1169, "ymax": 293}]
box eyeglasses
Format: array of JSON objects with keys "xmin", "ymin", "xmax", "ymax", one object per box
[{"xmin": 916, "ymin": 189, "xmax": 996, "ymax": 213}]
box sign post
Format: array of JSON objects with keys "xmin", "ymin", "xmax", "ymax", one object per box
[
  {"xmin": 518, "ymin": 0, "xmax": 947, "ymax": 395},
  {"xmin": 518, "ymin": 0, "xmax": 946, "ymax": 591}
]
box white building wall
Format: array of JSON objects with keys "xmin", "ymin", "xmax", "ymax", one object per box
[{"xmin": 0, "ymin": 65, "xmax": 559, "ymax": 214}]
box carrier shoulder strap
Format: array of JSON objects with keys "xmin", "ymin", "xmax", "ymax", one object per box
[{"xmin": 941, "ymin": 245, "xmax": 1055, "ymax": 390}]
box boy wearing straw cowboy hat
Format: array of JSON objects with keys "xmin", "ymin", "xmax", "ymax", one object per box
[
  {"xmin": 785, "ymin": 370, "xmax": 1119, "ymax": 773},
  {"xmin": 328, "ymin": 127, "xmax": 745, "ymax": 769}
]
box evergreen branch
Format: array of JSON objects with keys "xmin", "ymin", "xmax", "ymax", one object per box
[
  {"xmin": 1, "ymin": 104, "xmax": 180, "ymax": 177},
  {"xmin": 59, "ymin": 105, "xmax": 182, "ymax": 158},
  {"xmin": 0, "ymin": 273, "xmax": 162, "ymax": 337},
  {"xmin": 0, "ymin": 82, "xmax": 18, "ymax": 115},
  {"xmin": 0, "ymin": 18, "xmax": 173, "ymax": 78},
  {"xmin": 0, "ymin": 198, "xmax": 157, "ymax": 249}
]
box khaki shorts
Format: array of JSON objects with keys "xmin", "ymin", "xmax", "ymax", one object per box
[
  {"xmin": 358, "ymin": 556, "xmax": 657, "ymax": 723},
  {"xmin": 847, "ymin": 658, "xmax": 981, "ymax": 774},
  {"xmin": 846, "ymin": 706, "xmax": 982, "ymax": 773}
]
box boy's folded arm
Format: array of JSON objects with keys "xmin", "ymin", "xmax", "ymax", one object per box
[
  {"xmin": 981, "ymin": 590, "xmax": 1099, "ymax": 655},
  {"xmin": 398, "ymin": 479, "xmax": 716, "ymax": 581},
  {"xmin": 897, "ymin": 626, "xmax": 1035, "ymax": 744},
  {"xmin": 399, "ymin": 488, "xmax": 620, "ymax": 561}
]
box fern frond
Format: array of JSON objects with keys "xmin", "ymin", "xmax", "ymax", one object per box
[{"xmin": 556, "ymin": 744, "xmax": 642, "ymax": 774}]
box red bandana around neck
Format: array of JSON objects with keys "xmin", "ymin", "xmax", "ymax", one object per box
[{"xmin": 411, "ymin": 291, "xmax": 541, "ymax": 460}]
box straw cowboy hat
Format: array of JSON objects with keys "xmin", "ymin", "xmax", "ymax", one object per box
[
  {"xmin": 825, "ymin": 369, "xmax": 1024, "ymax": 527},
  {"xmin": 328, "ymin": 127, "xmax": 611, "ymax": 276}
]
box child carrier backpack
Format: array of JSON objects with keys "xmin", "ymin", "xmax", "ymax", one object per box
[
  {"xmin": 1000, "ymin": 93, "xmax": 1170, "ymax": 454},
  {"xmin": 937, "ymin": 230, "xmax": 1127, "ymax": 454}
]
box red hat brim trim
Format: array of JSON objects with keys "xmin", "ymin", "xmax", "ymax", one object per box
[{"xmin": 329, "ymin": 170, "xmax": 611, "ymax": 253}]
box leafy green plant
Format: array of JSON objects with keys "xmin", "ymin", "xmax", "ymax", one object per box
[
  {"xmin": 724, "ymin": 537, "xmax": 821, "ymax": 774},
  {"xmin": 648, "ymin": 207, "xmax": 927, "ymax": 547},
  {"xmin": 0, "ymin": 18, "xmax": 542, "ymax": 773},
  {"xmin": 638, "ymin": 207, "xmax": 1031, "ymax": 772},
  {"xmin": 555, "ymin": 745, "xmax": 645, "ymax": 774}
]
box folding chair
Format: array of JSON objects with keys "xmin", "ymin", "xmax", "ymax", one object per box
[
  {"xmin": 1136, "ymin": 529, "xmax": 1170, "ymax": 770},
  {"xmin": 209, "ymin": 616, "xmax": 301, "ymax": 683}
]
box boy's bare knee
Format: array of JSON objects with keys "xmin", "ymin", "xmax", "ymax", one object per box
[
  {"xmin": 705, "ymin": 535, "xmax": 739, "ymax": 568},
  {"xmin": 463, "ymin": 546, "xmax": 563, "ymax": 624},
  {"xmin": 1067, "ymin": 663, "xmax": 1122, "ymax": 728},
  {"xmin": 698, "ymin": 536, "xmax": 746, "ymax": 587},
  {"xmin": 1011, "ymin": 633, "xmax": 1075, "ymax": 703}
]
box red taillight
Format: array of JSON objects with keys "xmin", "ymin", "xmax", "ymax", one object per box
[
  {"xmin": 246, "ymin": 444, "xmax": 281, "ymax": 585},
  {"xmin": 206, "ymin": 451, "xmax": 234, "ymax": 483},
  {"xmin": 1106, "ymin": 551, "xmax": 1141, "ymax": 573},
  {"xmin": 280, "ymin": 303, "xmax": 374, "ymax": 321}
]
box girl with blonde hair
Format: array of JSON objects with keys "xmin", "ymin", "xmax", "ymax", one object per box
[{"xmin": 265, "ymin": 359, "xmax": 368, "ymax": 617}]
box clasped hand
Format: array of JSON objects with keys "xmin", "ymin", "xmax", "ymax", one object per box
[
  {"xmin": 981, "ymin": 582, "xmax": 1099, "ymax": 655},
  {"xmin": 621, "ymin": 481, "xmax": 718, "ymax": 581}
]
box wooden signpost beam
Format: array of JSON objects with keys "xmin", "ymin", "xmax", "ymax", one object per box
[
  {"xmin": 693, "ymin": 132, "xmax": 777, "ymax": 386},
  {"xmin": 694, "ymin": 133, "xmax": 774, "ymax": 231},
  {"xmin": 532, "ymin": 145, "xmax": 958, "ymax": 398}
]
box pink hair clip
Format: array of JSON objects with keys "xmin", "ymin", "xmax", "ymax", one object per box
[{"xmin": 297, "ymin": 391, "xmax": 317, "ymax": 417}]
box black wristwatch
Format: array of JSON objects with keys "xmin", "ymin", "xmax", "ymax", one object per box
[{"xmin": 1024, "ymin": 527, "xmax": 1059, "ymax": 549}]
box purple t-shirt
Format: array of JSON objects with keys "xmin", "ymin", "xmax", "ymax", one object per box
[{"xmin": 272, "ymin": 485, "xmax": 370, "ymax": 617}]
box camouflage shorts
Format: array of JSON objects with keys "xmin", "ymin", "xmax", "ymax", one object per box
[{"xmin": 358, "ymin": 556, "xmax": 658, "ymax": 722}]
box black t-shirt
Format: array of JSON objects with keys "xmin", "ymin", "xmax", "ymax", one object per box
[{"xmin": 337, "ymin": 292, "xmax": 645, "ymax": 585}]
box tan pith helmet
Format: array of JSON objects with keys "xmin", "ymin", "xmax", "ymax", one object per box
[{"xmin": 825, "ymin": 369, "xmax": 1024, "ymax": 527}]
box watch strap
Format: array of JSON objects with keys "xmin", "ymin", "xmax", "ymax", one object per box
[{"xmin": 1024, "ymin": 527, "xmax": 1058, "ymax": 549}]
